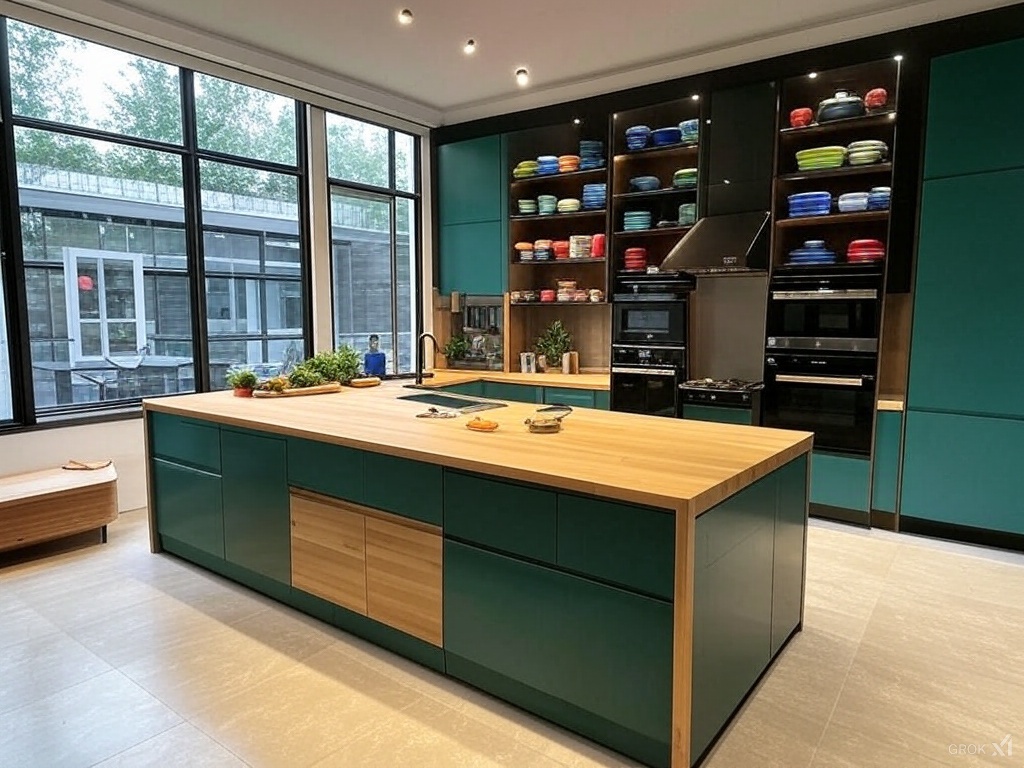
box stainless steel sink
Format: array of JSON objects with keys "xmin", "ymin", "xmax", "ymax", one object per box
[{"xmin": 398, "ymin": 392, "xmax": 507, "ymax": 413}]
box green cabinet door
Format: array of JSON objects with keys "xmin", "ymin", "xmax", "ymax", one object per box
[
  {"xmin": 482, "ymin": 381, "xmax": 542, "ymax": 403},
  {"xmin": 441, "ymin": 382, "xmax": 485, "ymax": 397},
  {"xmin": 438, "ymin": 220, "xmax": 505, "ymax": 296},
  {"xmin": 149, "ymin": 412, "xmax": 221, "ymax": 473},
  {"xmin": 925, "ymin": 38, "xmax": 1024, "ymax": 179},
  {"xmin": 871, "ymin": 412, "xmax": 902, "ymax": 513},
  {"xmin": 444, "ymin": 541, "xmax": 672, "ymax": 768},
  {"xmin": 152, "ymin": 458, "xmax": 224, "ymax": 559},
  {"xmin": 594, "ymin": 390, "xmax": 610, "ymax": 410},
  {"xmin": 681, "ymin": 404, "xmax": 753, "ymax": 425},
  {"xmin": 771, "ymin": 454, "xmax": 808, "ymax": 656},
  {"xmin": 909, "ymin": 171, "xmax": 1024, "ymax": 418},
  {"xmin": 220, "ymin": 428, "xmax": 290, "ymax": 584},
  {"xmin": 810, "ymin": 451, "xmax": 870, "ymax": 512},
  {"xmin": 438, "ymin": 136, "xmax": 504, "ymax": 225},
  {"xmin": 287, "ymin": 437, "xmax": 364, "ymax": 502},
  {"xmin": 543, "ymin": 387, "xmax": 595, "ymax": 409},
  {"xmin": 362, "ymin": 452, "xmax": 443, "ymax": 525}
]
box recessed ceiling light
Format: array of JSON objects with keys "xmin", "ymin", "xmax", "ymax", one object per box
[
  {"xmin": 893, "ymin": 54, "xmax": 904, "ymax": 62},
  {"xmin": 573, "ymin": 118, "xmax": 581, "ymax": 125},
  {"xmin": 691, "ymin": 94, "xmax": 700, "ymax": 101},
  {"xmin": 463, "ymin": 39, "xmax": 476, "ymax": 55},
  {"xmin": 808, "ymin": 72, "xmax": 818, "ymax": 79},
  {"xmin": 515, "ymin": 68, "xmax": 529, "ymax": 87},
  {"xmin": 398, "ymin": 8, "xmax": 413, "ymax": 24}
]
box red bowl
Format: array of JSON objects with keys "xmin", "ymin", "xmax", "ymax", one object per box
[
  {"xmin": 624, "ymin": 247, "xmax": 647, "ymax": 258},
  {"xmin": 540, "ymin": 290, "xmax": 556, "ymax": 302},
  {"xmin": 848, "ymin": 239, "xmax": 884, "ymax": 250},
  {"xmin": 865, "ymin": 88, "xmax": 888, "ymax": 109},
  {"xmin": 790, "ymin": 107, "xmax": 813, "ymax": 128}
]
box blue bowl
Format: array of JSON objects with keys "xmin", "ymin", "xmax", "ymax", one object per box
[
  {"xmin": 651, "ymin": 126, "xmax": 683, "ymax": 146},
  {"xmin": 629, "ymin": 176, "xmax": 661, "ymax": 192}
]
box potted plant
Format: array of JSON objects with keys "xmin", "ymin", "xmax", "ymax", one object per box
[
  {"xmin": 302, "ymin": 346, "xmax": 361, "ymax": 384},
  {"xmin": 225, "ymin": 368, "xmax": 258, "ymax": 397},
  {"xmin": 535, "ymin": 320, "xmax": 573, "ymax": 373},
  {"xmin": 443, "ymin": 335, "xmax": 470, "ymax": 366}
]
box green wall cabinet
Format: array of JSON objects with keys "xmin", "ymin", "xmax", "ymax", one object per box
[
  {"xmin": 152, "ymin": 458, "xmax": 224, "ymax": 559},
  {"xmin": 681, "ymin": 404, "xmax": 753, "ymax": 426},
  {"xmin": 438, "ymin": 220, "xmax": 506, "ymax": 296},
  {"xmin": 871, "ymin": 412, "xmax": 902, "ymax": 514},
  {"xmin": 810, "ymin": 451, "xmax": 870, "ymax": 512},
  {"xmin": 220, "ymin": 428, "xmax": 291, "ymax": 585}
]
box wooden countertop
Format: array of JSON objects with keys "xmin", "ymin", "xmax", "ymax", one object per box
[
  {"xmin": 427, "ymin": 371, "xmax": 610, "ymax": 391},
  {"xmin": 144, "ymin": 385, "xmax": 811, "ymax": 516}
]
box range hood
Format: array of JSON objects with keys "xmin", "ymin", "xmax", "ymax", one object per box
[{"xmin": 659, "ymin": 210, "xmax": 770, "ymax": 275}]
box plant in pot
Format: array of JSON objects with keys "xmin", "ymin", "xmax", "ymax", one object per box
[
  {"xmin": 535, "ymin": 320, "xmax": 573, "ymax": 373},
  {"xmin": 225, "ymin": 368, "xmax": 258, "ymax": 397},
  {"xmin": 443, "ymin": 335, "xmax": 470, "ymax": 367},
  {"xmin": 302, "ymin": 346, "xmax": 361, "ymax": 384}
]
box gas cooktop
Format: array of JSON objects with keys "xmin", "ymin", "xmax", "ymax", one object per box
[{"xmin": 680, "ymin": 378, "xmax": 763, "ymax": 392}]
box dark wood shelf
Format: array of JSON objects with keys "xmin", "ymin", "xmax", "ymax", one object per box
[
  {"xmin": 771, "ymin": 261, "xmax": 886, "ymax": 277},
  {"xmin": 510, "ymin": 168, "xmax": 607, "ymax": 185},
  {"xmin": 511, "ymin": 209, "xmax": 606, "ymax": 222},
  {"xmin": 511, "ymin": 301, "xmax": 609, "ymax": 307},
  {"xmin": 511, "ymin": 258, "xmax": 607, "ymax": 266},
  {"xmin": 775, "ymin": 210, "xmax": 890, "ymax": 228},
  {"xmin": 779, "ymin": 111, "xmax": 897, "ymax": 138},
  {"xmin": 777, "ymin": 163, "xmax": 893, "ymax": 182},
  {"xmin": 613, "ymin": 187, "xmax": 697, "ymax": 201},
  {"xmin": 614, "ymin": 225, "xmax": 694, "ymax": 237},
  {"xmin": 615, "ymin": 143, "xmax": 699, "ymax": 159}
]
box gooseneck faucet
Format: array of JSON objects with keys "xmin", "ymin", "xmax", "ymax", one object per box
[{"xmin": 415, "ymin": 332, "xmax": 439, "ymax": 386}]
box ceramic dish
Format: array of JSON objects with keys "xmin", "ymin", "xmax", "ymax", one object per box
[
  {"xmin": 837, "ymin": 192, "xmax": 870, "ymax": 212},
  {"xmin": 848, "ymin": 150, "xmax": 883, "ymax": 166},
  {"xmin": 629, "ymin": 175, "xmax": 661, "ymax": 192},
  {"xmin": 651, "ymin": 126, "xmax": 683, "ymax": 146}
]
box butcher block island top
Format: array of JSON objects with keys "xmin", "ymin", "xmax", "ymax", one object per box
[{"xmin": 144, "ymin": 383, "xmax": 811, "ymax": 516}]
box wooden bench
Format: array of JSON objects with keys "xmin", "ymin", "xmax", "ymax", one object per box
[{"xmin": 0, "ymin": 465, "xmax": 118, "ymax": 553}]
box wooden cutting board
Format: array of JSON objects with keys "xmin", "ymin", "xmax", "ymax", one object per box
[{"xmin": 253, "ymin": 382, "xmax": 343, "ymax": 398}]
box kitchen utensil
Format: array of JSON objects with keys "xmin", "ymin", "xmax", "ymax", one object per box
[
  {"xmin": 466, "ymin": 417, "xmax": 499, "ymax": 432},
  {"xmin": 416, "ymin": 407, "xmax": 458, "ymax": 419},
  {"xmin": 816, "ymin": 90, "xmax": 866, "ymax": 123},
  {"xmin": 790, "ymin": 107, "xmax": 813, "ymax": 127},
  {"xmin": 349, "ymin": 377, "xmax": 381, "ymax": 388}
]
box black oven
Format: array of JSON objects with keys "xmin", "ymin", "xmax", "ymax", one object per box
[
  {"xmin": 613, "ymin": 302, "xmax": 688, "ymax": 346},
  {"xmin": 763, "ymin": 352, "xmax": 877, "ymax": 455},
  {"xmin": 611, "ymin": 345, "xmax": 686, "ymax": 418}
]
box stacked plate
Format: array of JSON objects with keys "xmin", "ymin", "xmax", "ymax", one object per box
[
  {"xmin": 651, "ymin": 126, "xmax": 683, "ymax": 147},
  {"xmin": 629, "ymin": 175, "xmax": 661, "ymax": 192},
  {"xmin": 673, "ymin": 168, "xmax": 698, "ymax": 189},
  {"xmin": 582, "ymin": 183, "xmax": 606, "ymax": 209},
  {"xmin": 623, "ymin": 211, "xmax": 652, "ymax": 231},
  {"xmin": 552, "ymin": 240, "xmax": 571, "ymax": 260},
  {"xmin": 517, "ymin": 198, "xmax": 538, "ymax": 215},
  {"xmin": 533, "ymin": 239, "xmax": 553, "ymax": 261},
  {"xmin": 788, "ymin": 191, "xmax": 832, "ymax": 217},
  {"xmin": 624, "ymin": 247, "xmax": 648, "ymax": 271},
  {"xmin": 868, "ymin": 187, "xmax": 891, "ymax": 210},
  {"xmin": 537, "ymin": 155, "xmax": 559, "ymax": 175},
  {"xmin": 787, "ymin": 239, "xmax": 837, "ymax": 265},
  {"xmin": 557, "ymin": 198, "xmax": 581, "ymax": 214},
  {"xmin": 556, "ymin": 280, "xmax": 577, "ymax": 301},
  {"xmin": 558, "ymin": 155, "xmax": 580, "ymax": 173},
  {"xmin": 537, "ymin": 195, "xmax": 558, "ymax": 215},
  {"xmin": 513, "ymin": 160, "xmax": 539, "ymax": 179},
  {"xmin": 579, "ymin": 140, "xmax": 606, "ymax": 170},
  {"xmin": 678, "ymin": 203, "xmax": 697, "ymax": 226},
  {"xmin": 837, "ymin": 192, "xmax": 870, "ymax": 213},
  {"xmin": 515, "ymin": 241, "xmax": 535, "ymax": 262},
  {"xmin": 847, "ymin": 140, "xmax": 887, "ymax": 166},
  {"xmin": 569, "ymin": 235, "xmax": 593, "ymax": 259},
  {"xmin": 795, "ymin": 146, "xmax": 847, "ymax": 171},
  {"xmin": 679, "ymin": 119, "xmax": 699, "ymax": 145},
  {"xmin": 626, "ymin": 125, "xmax": 651, "ymax": 150},
  {"xmin": 847, "ymin": 239, "xmax": 886, "ymax": 263}
]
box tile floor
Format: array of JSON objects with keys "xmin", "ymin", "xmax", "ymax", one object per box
[{"xmin": 2, "ymin": 511, "xmax": 1023, "ymax": 768}]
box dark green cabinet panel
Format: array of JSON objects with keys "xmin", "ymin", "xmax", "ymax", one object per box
[
  {"xmin": 594, "ymin": 390, "xmax": 610, "ymax": 410},
  {"xmin": 152, "ymin": 458, "xmax": 224, "ymax": 559},
  {"xmin": 438, "ymin": 220, "xmax": 505, "ymax": 296},
  {"xmin": 871, "ymin": 412, "xmax": 902, "ymax": 513},
  {"xmin": 438, "ymin": 136, "xmax": 503, "ymax": 225},
  {"xmin": 925, "ymin": 39, "xmax": 1024, "ymax": 179},
  {"xmin": 910, "ymin": 171, "xmax": 1024, "ymax": 418},
  {"xmin": 557, "ymin": 494, "xmax": 675, "ymax": 600},
  {"xmin": 220, "ymin": 429, "xmax": 290, "ymax": 584},
  {"xmin": 149, "ymin": 412, "xmax": 221, "ymax": 473},
  {"xmin": 444, "ymin": 541, "xmax": 672, "ymax": 766},
  {"xmin": 440, "ymin": 382, "xmax": 485, "ymax": 397},
  {"xmin": 362, "ymin": 452, "xmax": 443, "ymax": 525},
  {"xmin": 287, "ymin": 438, "xmax": 363, "ymax": 502},
  {"xmin": 482, "ymin": 381, "xmax": 542, "ymax": 403},
  {"xmin": 544, "ymin": 387, "xmax": 595, "ymax": 409},
  {"xmin": 681, "ymin": 404, "xmax": 753, "ymax": 425},
  {"xmin": 444, "ymin": 471, "xmax": 556, "ymax": 563},
  {"xmin": 771, "ymin": 455, "xmax": 808, "ymax": 656},
  {"xmin": 810, "ymin": 451, "xmax": 869, "ymax": 512},
  {"xmin": 901, "ymin": 411, "xmax": 1024, "ymax": 535}
]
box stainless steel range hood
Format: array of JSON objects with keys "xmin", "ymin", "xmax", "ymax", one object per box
[{"xmin": 659, "ymin": 210, "xmax": 770, "ymax": 275}]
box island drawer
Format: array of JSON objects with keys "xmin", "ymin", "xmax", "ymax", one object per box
[
  {"xmin": 443, "ymin": 471, "xmax": 557, "ymax": 563},
  {"xmin": 557, "ymin": 495, "xmax": 675, "ymax": 601},
  {"xmin": 363, "ymin": 453, "xmax": 443, "ymax": 526},
  {"xmin": 543, "ymin": 387, "xmax": 596, "ymax": 409},
  {"xmin": 287, "ymin": 438, "xmax": 364, "ymax": 502},
  {"xmin": 149, "ymin": 412, "xmax": 221, "ymax": 474}
]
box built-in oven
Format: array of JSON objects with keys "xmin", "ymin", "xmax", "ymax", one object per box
[
  {"xmin": 763, "ymin": 352, "xmax": 877, "ymax": 455},
  {"xmin": 611, "ymin": 345, "xmax": 686, "ymax": 418},
  {"xmin": 612, "ymin": 272, "xmax": 694, "ymax": 347}
]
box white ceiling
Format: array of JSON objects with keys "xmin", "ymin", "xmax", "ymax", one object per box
[{"xmin": 13, "ymin": 0, "xmax": 1020, "ymax": 126}]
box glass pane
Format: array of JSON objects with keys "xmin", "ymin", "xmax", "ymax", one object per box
[
  {"xmin": 395, "ymin": 132, "xmax": 416, "ymax": 193},
  {"xmin": 331, "ymin": 188, "xmax": 393, "ymax": 374},
  {"xmin": 265, "ymin": 279, "xmax": 303, "ymax": 333},
  {"xmin": 0, "ymin": 269, "xmax": 13, "ymax": 421},
  {"xmin": 396, "ymin": 198, "xmax": 416, "ymax": 373},
  {"xmin": 326, "ymin": 113, "xmax": 389, "ymax": 188},
  {"xmin": 16, "ymin": 128, "xmax": 191, "ymax": 410},
  {"xmin": 194, "ymin": 73, "xmax": 296, "ymax": 166},
  {"xmin": 8, "ymin": 20, "xmax": 182, "ymax": 144}
]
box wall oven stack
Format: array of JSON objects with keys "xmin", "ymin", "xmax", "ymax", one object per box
[
  {"xmin": 762, "ymin": 265, "xmax": 883, "ymax": 455},
  {"xmin": 610, "ymin": 273, "xmax": 695, "ymax": 417}
]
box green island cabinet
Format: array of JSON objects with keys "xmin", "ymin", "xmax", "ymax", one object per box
[
  {"xmin": 437, "ymin": 381, "xmax": 609, "ymax": 409},
  {"xmin": 437, "ymin": 135, "xmax": 508, "ymax": 296}
]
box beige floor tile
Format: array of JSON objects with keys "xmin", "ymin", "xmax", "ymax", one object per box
[
  {"xmin": 0, "ymin": 669, "xmax": 182, "ymax": 768},
  {"xmin": 0, "ymin": 631, "xmax": 111, "ymax": 714},
  {"xmin": 23, "ymin": 571, "xmax": 173, "ymax": 631},
  {"xmin": 0, "ymin": 601, "xmax": 62, "ymax": 650},
  {"xmin": 228, "ymin": 603, "xmax": 338, "ymax": 662},
  {"xmin": 887, "ymin": 541, "xmax": 1024, "ymax": 611},
  {"xmin": 811, "ymin": 720, "xmax": 952, "ymax": 768},
  {"xmin": 94, "ymin": 722, "xmax": 248, "ymax": 767}
]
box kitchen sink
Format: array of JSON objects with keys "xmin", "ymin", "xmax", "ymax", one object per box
[{"xmin": 398, "ymin": 392, "xmax": 507, "ymax": 413}]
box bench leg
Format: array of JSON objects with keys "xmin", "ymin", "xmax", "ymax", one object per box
[{"xmin": 101, "ymin": 525, "xmax": 108, "ymax": 544}]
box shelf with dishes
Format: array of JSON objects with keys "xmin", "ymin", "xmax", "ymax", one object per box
[
  {"xmin": 613, "ymin": 187, "xmax": 698, "ymax": 201},
  {"xmin": 777, "ymin": 236, "xmax": 887, "ymax": 268},
  {"xmin": 779, "ymin": 111, "xmax": 897, "ymax": 138},
  {"xmin": 510, "ymin": 209, "xmax": 606, "ymax": 222},
  {"xmin": 510, "ymin": 300, "xmax": 609, "ymax": 307},
  {"xmin": 776, "ymin": 210, "xmax": 889, "ymax": 228},
  {"xmin": 777, "ymin": 163, "xmax": 892, "ymax": 183},
  {"xmin": 511, "ymin": 257, "xmax": 607, "ymax": 267},
  {"xmin": 512, "ymin": 234, "xmax": 607, "ymax": 264},
  {"xmin": 510, "ymin": 280, "xmax": 606, "ymax": 306},
  {"xmin": 510, "ymin": 168, "xmax": 608, "ymax": 186},
  {"xmin": 616, "ymin": 142, "xmax": 699, "ymax": 158},
  {"xmin": 614, "ymin": 225, "xmax": 694, "ymax": 237}
]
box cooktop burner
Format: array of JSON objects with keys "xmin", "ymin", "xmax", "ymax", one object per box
[{"xmin": 681, "ymin": 378, "xmax": 763, "ymax": 392}]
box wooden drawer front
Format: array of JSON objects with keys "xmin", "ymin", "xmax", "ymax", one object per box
[
  {"xmin": 365, "ymin": 517, "xmax": 443, "ymax": 646},
  {"xmin": 543, "ymin": 387, "xmax": 595, "ymax": 409},
  {"xmin": 290, "ymin": 493, "xmax": 366, "ymax": 615},
  {"xmin": 288, "ymin": 438, "xmax": 364, "ymax": 502},
  {"xmin": 444, "ymin": 471, "xmax": 557, "ymax": 563},
  {"xmin": 149, "ymin": 412, "xmax": 221, "ymax": 473},
  {"xmin": 362, "ymin": 453, "xmax": 443, "ymax": 525}
]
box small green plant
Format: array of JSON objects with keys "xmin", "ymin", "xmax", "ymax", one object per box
[
  {"xmin": 535, "ymin": 320, "xmax": 573, "ymax": 363},
  {"xmin": 287, "ymin": 364, "xmax": 326, "ymax": 389},
  {"xmin": 225, "ymin": 368, "xmax": 258, "ymax": 390},
  {"xmin": 303, "ymin": 346, "xmax": 361, "ymax": 384},
  {"xmin": 443, "ymin": 335, "xmax": 470, "ymax": 361}
]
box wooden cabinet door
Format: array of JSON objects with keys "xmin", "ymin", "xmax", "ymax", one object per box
[
  {"xmin": 365, "ymin": 516, "xmax": 442, "ymax": 646},
  {"xmin": 290, "ymin": 492, "xmax": 366, "ymax": 615}
]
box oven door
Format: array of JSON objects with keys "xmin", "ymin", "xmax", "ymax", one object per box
[
  {"xmin": 767, "ymin": 287, "xmax": 881, "ymax": 353},
  {"xmin": 611, "ymin": 367, "xmax": 678, "ymax": 418},
  {"xmin": 763, "ymin": 353, "xmax": 876, "ymax": 455},
  {"xmin": 613, "ymin": 302, "xmax": 687, "ymax": 346}
]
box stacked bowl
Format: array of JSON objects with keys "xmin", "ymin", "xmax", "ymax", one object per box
[
  {"xmin": 557, "ymin": 197, "xmax": 581, "ymax": 214},
  {"xmin": 513, "ymin": 160, "xmax": 539, "ymax": 179},
  {"xmin": 673, "ymin": 168, "xmax": 698, "ymax": 189},
  {"xmin": 623, "ymin": 210, "xmax": 653, "ymax": 231},
  {"xmin": 592, "ymin": 233, "xmax": 606, "ymax": 258},
  {"xmin": 537, "ymin": 155, "xmax": 559, "ymax": 175},
  {"xmin": 624, "ymin": 247, "xmax": 648, "ymax": 271},
  {"xmin": 837, "ymin": 192, "xmax": 870, "ymax": 213},
  {"xmin": 579, "ymin": 140, "xmax": 605, "ymax": 170},
  {"xmin": 847, "ymin": 239, "xmax": 885, "ymax": 263},
  {"xmin": 629, "ymin": 175, "xmax": 661, "ymax": 192},
  {"xmin": 847, "ymin": 140, "xmax": 887, "ymax": 166},
  {"xmin": 540, "ymin": 289, "xmax": 557, "ymax": 303},
  {"xmin": 679, "ymin": 119, "xmax": 699, "ymax": 145},
  {"xmin": 514, "ymin": 241, "xmax": 535, "ymax": 262},
  {"xmin": 537, "ymin": 195, "xmax": 558, "ymax": 215},
  {"xmin": 558, "ymin": 155, "xmax": 580, "ymax": 173},
  {"xmin": 678, "ymin": 203, "xmax": 697, "ymax": 226},
  {"xmin": 556, "ymin": 280, "xmax": 577, "ymax": 302},
  {"xmin": 626, "ymin": 126, "xmax": 651, "ymax": 150},
  {"xmin": 868, "ymin": 187, "xmax": 891, "ymax": 210},
  {"xmin": 569, "ymin": 235, "xmax": 593, "ymax": 259},
  {"xmin": 534, "ymin": 239, "xmax": 553, "ymax": 261},
  {"xmin": 651, "ymin": 126, "xmax": 683, "ymax": 147},
  {"xmin": 582, "ymin": 183, "xmax": 607, "ymax": 209},
  {"xmin": 552, "ymin": 240, "xmax": 571, "ymax": 260},
  {"xmin": 787, "ymin": 240, "xmax": 837, "ymax": 265},
  {"xmin": 788, "ymin": 191, "xmax": 832, "ymax": 218},
  {"xmin": 517, "ymin": 198, "xmax": 538, "ymax": 215},
  {"xmin": 795, "ymin": 146, "xmax": 847, "ymax": 171}
]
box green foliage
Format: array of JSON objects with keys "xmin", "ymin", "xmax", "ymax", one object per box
[
  {"xmin": 535, "ymin": 320, "xmax": 573, "ymax": 362},
  {"xmin": 287, "ymin": 364, "xmax": 326, "ymax": 389},
  {"xmin": 302, "ymin": 346, "xmax": 361, "ymax": 384},
  {"xmin": 225, "ymin": 369, "xmax": 258, "ymax": 390},
  {"xmin": 443, "ymin": 335, "xmax": 470, "ymax": 360}
]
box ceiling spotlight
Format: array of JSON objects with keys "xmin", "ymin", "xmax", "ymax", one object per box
[
  {"xmin": 463, "ymin": 39, "xmax": 476, "ymax": 55},
  {"xmin": 398, "ymin": 8, "xmax": 413, "ymax": 24},
  {"xmin": 573, "ymin": 118, "xmax": 581, "ymax": 125},
  {"xmin": 808, "ymin": 72, "xmax": 818, "ymax": 79},
  {"xmin": 893, "ymin": 54, "xmax": 904, "ymax": 62},
  {"xmin": 515, "ymin": 68, "xmax": 529, "ymax": 87},
  {"xmin": 691, "ymin": 94, "xmax": 700, "ymax": 101}
]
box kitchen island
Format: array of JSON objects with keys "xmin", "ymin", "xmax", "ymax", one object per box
[{"xmin": 143, "ymin": 384, "xmax": 812, "ymax": 768}]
